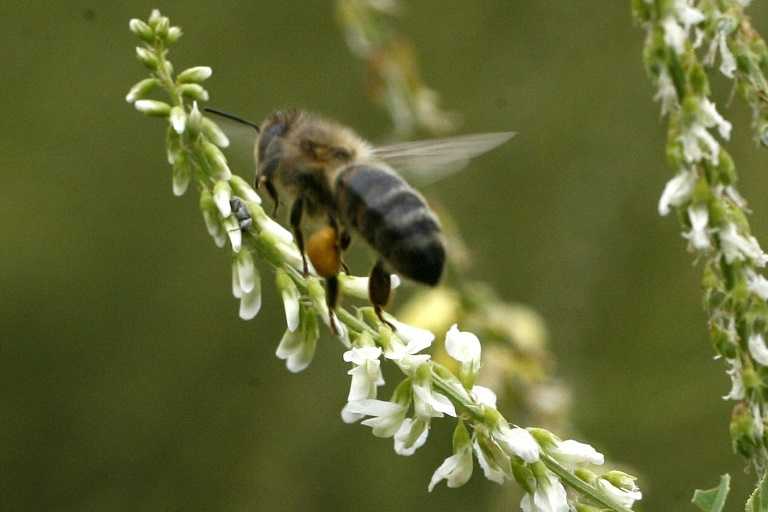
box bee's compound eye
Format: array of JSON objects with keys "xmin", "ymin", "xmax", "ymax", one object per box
[{"xmin": 307, "ymin": 226, "xmax": 341, "ymax": 278}]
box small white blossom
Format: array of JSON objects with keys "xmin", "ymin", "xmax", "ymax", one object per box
[
  {"xmin": 749, "ymin": 334, "xmax": 768, "ymax": 366},
  {"xmin": 413, "ymin": 368, "xmax": 456, "ymax": 419},
  {"xmin": 232, "ymin": 255, "xmax": 261, "ymax": 320},
  {"xmin": 473, "ymin": 438, "xmax": 507, "ymax": 484},
  {"xmin": 720, "ymin": 223, "xmax": 768, "ymax": 267},
  {"xmin": 549, "ymin": 439, "xmax": 605, "ymax": 468},
  {"xmin": 471, "ymin": 385, "xmax": 498, "ymax": 408},
  {"xmin": 654, "ymin": 68, "xmax": 678, "ymax": 116},
  {"xmin": 276, "ymin": 324, "xmax": 317, "ymax": 373},
  {"xmin": 597, "ymin": 477, "xmax": 643, "ymax": 509},
  {"xmin": 663, "ymin": 17, "xmax": 687, "ymax": 55},
  {"xmin": 428, "ymin": 443, "xmax": 473, "ymax": 492},
  {"xmin": 445, "ymin": 324, "xmax": 481, "ymax": 364},
  {"xmin": 746, "ymin": 270, "xmax": 768, "ymax": 300},
  {"xmin": 169, "ymin": 106, "xmax": 186, "ymax": 134},
  {"xmin": 213, "ymin": 181, "xmax": 233, "ymax": 217},
  {"xmin": 493, "ymin": 426, "xmax": 540, "ymax": 463},
  {"xmin": 339, "ymin": 274, "xmax": 400, "ymax": 300},
  {"xmin": 709, "ymin": 31, "xmax": 737, "ymax": 78},
  {"xmin": 341, "ymin": 346, "xmax": 385, "ymax": 423},
  {"xmin": 521, "ymin": 471, "xmax": 569, "ymax": 512},
  {"xmin": 723, "ymin": 357, "xmax": 745, "ymax": 400},
  {"xmin": 345, "ymin": 399, "xmax": 408, "ymax": 438},
  {"xmin": 221, "ymin": 216, "xmax": 242, "ymax": 253},
  {"xmin": 658, "ymin": 171, "xmax": 696, "ymax": 216},
  {"xmin": 394, "ymin": 417, "xmax": 430, "ymax": 456},
  {"xmin": 723, "ymin": 185, "xmax": 748, "ymax": 210},
  {"xmin": 384, "ymin": 320, "xmax": 434, "ymax": 372},
  {"xmin": 700, "ymin": 99, "xmax": 732, "ymax": 140},
  {"xmin": 673, "ymin": 0, "xmax": 705, "ymax": 30},
  {"xmin": 277, "ymin": 272, "xmax": 300, "ymax": 332},
  {"xmin": 681, "ymin": 123, "xmax": 720, "ymax": 163},
  {"xmin": 683, "ymin": 204, "xmax": 710, "ymax": 250}
]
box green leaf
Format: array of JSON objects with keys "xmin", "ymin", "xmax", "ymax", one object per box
[
  {"xmin": 691, "ymin": 474, "xmax": 730, "ymax": 512},
  {"xmin": 746, "ymin": 472, "xmax": 768, "ymax": 512}
]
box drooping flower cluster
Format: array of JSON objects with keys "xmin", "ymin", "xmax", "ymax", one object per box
[
  {"xmin": 635, "ymin": 0, "xmax": 768, "ymax": 471},
  {"xmin": 128, "ymin": 10, "xmax": 642, "ymax": 511}
]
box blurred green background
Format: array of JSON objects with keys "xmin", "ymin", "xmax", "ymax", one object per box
[{"xmin": 3, "ymin": 1, "xmax": 768, "ymax": 510}]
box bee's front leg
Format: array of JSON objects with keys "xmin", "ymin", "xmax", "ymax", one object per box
[
  {"xmin": 257, "ymin": 175, "xmax": 280, "ymax": 217},
  {"xmin": 325, "ymin": 275, "xmax": 340, "ymax": 335},
  {"xmin": 369, "ymin": 259, "xmax": 396, "ymax": 331},
  {"xmin": 290, "ymin": 198, "xmax": 309, "ymax": 276}
]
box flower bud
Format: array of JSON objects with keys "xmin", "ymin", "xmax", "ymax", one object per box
[
  {"xmin": 202, "ymin": 141, "xmax": 232, "ymax": 180},
  {"xmin": 276, "ymin": 268, "xmax": 300, "ymax": 332},
  {"xmin": 135, "ymin": 46, "xmax": 158, "ymax": 70},
  {"xmin": 230, "ymin": 175, "xmax": 261, "ymax": 204},
  {"xmin": 134, "ymin": 99, "xmax": 170, "ymax": 117},
  {"xmin": 129, "ymin": 19, "xmax": 154, "ymax": 42},
  {"xmin": 187, "ymin": 101, "xmax": 203, "ymax": 135},
  {"xmin": 169, "ymin": 106, "xmax": 186, "ymax": 134},
  {"xmin": 125, "ymin": 78, "xmax": 159, "ymax": 103},
  {"xmin": 213, "ymin": 180, "xmax": 233, "ymax": 217},
  {"xmin": 179, "ymin": 83, "xmax": 210, "ymax": 102},
  {"xmin": 202, "ymin": 117, "xmax": 230, "ymax": 148},
  {"xmin": 166, "ymin": 26, "xmax": 183, "ymax": 44},
  {"xmin": 178, "ymin": 66, "xmax": 213, "ymax": 84},
  {"xmin": 171, "ymin": 152, "xmax": 191, "ymax": 197}
]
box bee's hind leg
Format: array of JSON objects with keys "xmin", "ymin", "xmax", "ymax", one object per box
[
  {"xmin": 369, "ymin": 259, "xmax": 396, "ymax": 331},
  {"xmin": 326, "ymin": 275, "xmax": 340, "ymax": 335},
  {"xmin": 289, "ymin": 198, "xmax": 309, "ymax": 276}
]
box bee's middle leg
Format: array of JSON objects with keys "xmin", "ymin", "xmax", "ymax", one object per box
[
  {"xmin": 290, "ymin": 198, "xmax": 309, "ymax": 276},
  {"xmin": 326, "ymin": 275, "xmax": 340, "ymax": 335},
  {"xmin": 369, "ymin": 259, "xmax": 395, "ymax": 330}
]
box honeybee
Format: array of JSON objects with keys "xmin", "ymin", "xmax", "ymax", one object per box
[{"xmin": 208, "ymin": 108, "xmax": 513, "ymax": 331}]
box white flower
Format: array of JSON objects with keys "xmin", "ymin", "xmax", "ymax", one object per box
[
  {"xmin": 654, "ymin": 68, "xmax": 678, "ymax": 116},
  {"xmin": 521, "ymin": 471, "xmax": 569, "ymax": 512},
  {"xmin": 597, "ymin": 477, "xmax": 643, "ymax": 509},
  {"xmin": 471, "ymin": 385, "xmax": 498, "ymax": 408},
  {"xmin": 683, "ymin": 204, "xmax": 710, "ymax": 250},
  {"xmin": 394, "ymin": 417, "xmax": 430, "ymax": 456},
  {"xmin": 341, "ymin": 346, "xmax": 385, "ymax": 423},
  {"xmin": 658, "ymin": 171, "xmax": 696, "ymax": 216},
  {"xmin": 473, "ymin": 439, "xmax": 507, "ymax": 484},
  {"xmin": 277, "ymin": 274, "xmax": 300, "ymax": 332},
  {"xmin": 275, "ymin": 311, "xmax": 318, "ymax": 373},
  {"xmin": 672, "ymin": 0, "xmax": 704, "ymax": 31},
  {"xmin": 169, "ymin": 106, "xmax": 186, "ymax": 134},
  {"xmin": 746, "ymin": 270, "xmax": 768, "ymax": 300},
  {"xmin": 232, "ymin": 254, "xmax": 261, "ymax": 320},
  {"xmin": 384, "ymin": 320, "xmax": 434, "ymax": 371},
  {"xmin": 493, "ymin": 426, "xmax": 540, "ymax": 463},
  {"xmin": 172, "ymin": 159, "xmax": 190, "ymax": 197},
  {"xmin": 700, "ymin": 99, "xmax": 732, "ymax": 140},
  {"xmin": 213, "ymin": 181, "xmax": 233, "ymax": 217},
  {"xmin": 749, "ymin": 334, "xmax": 768, "ymax": 366},
  {"xmin": 549, "ymin": 439, "xmax": 604, "ymax": 468},
  {"xmin": 445, "ymin": 324, "xmax": 481, "ymax": 364},
  {"xmin": 345, "ymin": 399, "xmax": 408, "ymax": 437},
  {"xmin": 413, "ymin": 366, "xmax": 456, "ymax": 419},
  {"xmin": 720, "ymin": 223, "xmax": 768, "ymax": 267},
  {"xmin": 662, "ymin": 17, "xmax": 687, "ymax": 55},
  {"xmin": 428, "ymin": 443, "xmax": 473, "ymax": 492},
  {"xmin": 723, "ymin": 357, "xmax": 744, "ymax": 400},
  {"xmin": 221, "ymin": 216, "xmax": 242, "ymax": 253},
  {"xmin": 712, "ymin": 31, "xmax": 737, "ymax": 78},
  {"xmin": 681, "ymin": 123, "xmax": 720, "ymax": 163}
]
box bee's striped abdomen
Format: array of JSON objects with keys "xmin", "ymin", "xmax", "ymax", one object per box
[{"xmin": 336, "ymin": 164, "xmax": 445, "ymax": 285}]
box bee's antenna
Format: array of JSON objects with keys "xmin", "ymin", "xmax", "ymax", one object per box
[{"xmin": 204, "ymin": 107, "xmax": 261, "ymax": 133}]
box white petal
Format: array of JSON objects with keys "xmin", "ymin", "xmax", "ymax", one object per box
[
  {"xmin": 597, "ymin": 479, "xmax": 643, "ymax": 508},
  {"xmin": 700, "ymin": 98, "xmax": 732, "ymax": 140},
  {"xmin": 169, "ymin": 106, "xmax": 186, "ymax": 134},
  {"xmin": 394, "ymin": 418, "xmax": 430, "ymax": 456},
  {"xmin": 473, "ymin": 441, "xmax": 506, "ymax": 485},
  {"xmin": 231, "ymin": 261, "xmax": 243, "ymax": 299},
  {"xmin": 749, "ymin": 334, "xmax": 768, "ymax": 366},
  {"xmin": 658, "ymin": 171, "xmax": 696, "ymax": 216},
  {"xmin": 719, "ymin": 33, "xmax": 737, "ymax": 78},
  {"xmin": 683, "ymin": 204, "xmax": 710, "ymax": 250},
  {"xmin": 391, "ymin": 319, "xmax": 435, "ymax": 351},
  {"xmin": 281, "ymin": 289, "xmax": 300, "ymax": 332},
  {"xmin": 235, "ymin": 250, "xmax": 256, "ymax": 294},
  {"xmin": 471, "ymin": 385, "xmax": 498, "ymax": 408},
  {"xmin": 428, "ymin": 447, "xmax": 473, "ymax": 492},
  {"xmin": 550, "ymin": 439, "xmax": 604, "ymax": 467},
  {"xmin": 343, "ymin": 346, "xmax": 382, "ymax": 365},
  {"xmin": 521, "ymin": 473, "xmax": 569, "ymax": 512},
  {"xmin": 747, "ymin": 271, "xmax": 768, "ymax": 300},
  {"xmin": 663, "ymin": 17, "xmax": 686, "ymax": 54},
  {"xmin": 720, "ymin": 224, "xmax": 768, "ymax": 266},
  {"xmin": 213, "ymin": 183, "xmax": 232, "ymax": 217},
  {"xmin": 494, "ymin": 427, "xmax": 540, "ymax": 463},
  {"xmin": 413, "ymin": 384, "xmax": 456, "ymax": 418},
  {"xmin": 341, "ymin": 402, "xmax": 365, "ymax": 424},
  {"xmin": 723, "ymin": 357, "xmax": 745, "ymax": 400},
  {"xmin": 239, "ymin": 283, "xmax": 262, "ymax": 320},
  {"xmin": 444, "ymin": 324, "xmax": 481, "ymax": 363},
  {"xmin": 276, "ymin": 329, "xmax": 301, "ymax": 360},
  {"xmin": 286, "ymin": 335, "xmax": 316, "ymax": 373}
]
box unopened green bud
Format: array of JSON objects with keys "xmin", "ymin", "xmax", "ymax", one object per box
[
  {"xmin": 391, "ymin": 378, "xmax": 413, "ymax": 405},
  {"xmin": 135, "ymin": 46, "xmax": 158, "ymax": 70},
  {"xmin": 510, "ymin": 458, "xmax": 535, "ymax": 493},
  {"xmin": 202, "ymin": 117, "xmax": 230, "ymax": 148},
  {"xmin": 125, "ymin": 78, "xmax": 159, "ymax": 103},
  {"xmin": 691, "ymin": 177, "xmax": 710, "ymax": 203},
  {"xmin": 128, "ymin": 18, "xmax": 153, "ymax": 42},
  {"xmin": 741, "ymin": 366, "xmax": 761, "ymax": 392},
  {"xmin": 148, "ymin": 9, "xmax": 164, "ymax": 29},
  {"xmin": 134, "ymin": 99, "xmax": 170, "ymax": 117},
  {"xmin": 601, "ymin": 470, "xmax": 639, "ymax": 491},
  {"xmin": 179, "ymin": 83, "xmax": 209, "ymax": 102},
  {"xmin": 717, "ymin": 150, "xmax": 736, "ymax": 185},
  {"xmin": 154, "ymin": 16, "xmax": 169, "ymax": 38},
  {"xmin": 230, "ymin": 175, "xmax": 261, "ymax": 204},
  {"xmin": 574, "ymin": 504, "xmax": 605, "ymax": 512},
  {"xmin": 452, "ymin": 420, "xmax": 471, "ymax": 451},
  {"xmin": 575, "ymin": 468, "xmax": 598, "ymax": 484},
  {"xmin": 689, "ymin": 62, "xmax": 709, "ymax": 97},
  {"xmin": 187, "ymin": 101, "xmax": 203, "ymax": 134},
  {"xmin": 414, "ymin": 361, "xmax": 432, "ymax": 382},
  {"xmin": 528, "ymin": 428, "xmax": 558, "ymax": 449},
  {"xmin": 172, "ymin": 152, "xmax": 191, "ymax": 197},
  {"xmin": 354, "ymin": 331, "xmax": 376, "ymax": 348},
  {"xmin": 178, "ymin": 66, "xmax": 213, "ymax": 84},
  {"xmin": 203, "ymin": 140, "xmax": 232, "ymax": 180}
]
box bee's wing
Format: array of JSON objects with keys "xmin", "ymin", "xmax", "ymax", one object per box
[{"xmin": 371, "ymin": 132, "xmax": 515, "ymax": 185}]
